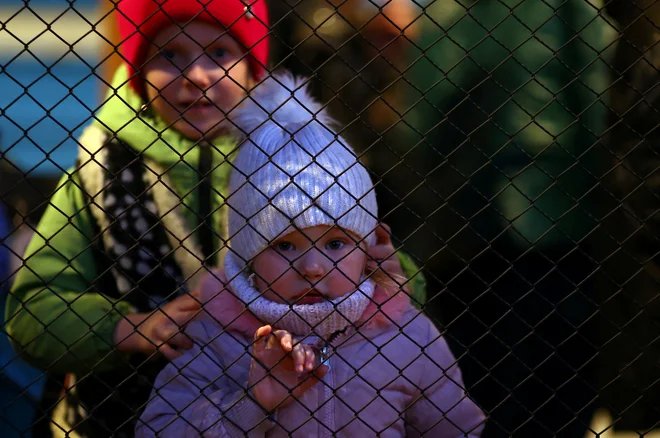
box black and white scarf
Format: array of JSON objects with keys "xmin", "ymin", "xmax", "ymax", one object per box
[{"xmin": 77, "ymin": 128, "xmax": 209, "ymax": 311}]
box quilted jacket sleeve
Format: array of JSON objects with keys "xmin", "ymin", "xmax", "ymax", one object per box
[
  {"xmin": 6, "ymin": 172, "xmax": 134, "ymax": 374},
  {"xmin": 405, "ymin": 317, "xmax": 486, "ymax": 437},
  {"xmin": 136, "ymin": 320, "xmax": 275, "ymax": 438}
]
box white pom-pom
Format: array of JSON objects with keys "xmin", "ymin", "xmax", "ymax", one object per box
[{"xmin": 229, "ymin": 71, "xmax": 336, "ymax": 138}]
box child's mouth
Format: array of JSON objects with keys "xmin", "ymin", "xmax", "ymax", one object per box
[
  {"xmin": 181, "ymin": 100, "xmax": 214, "ymax": 114},
  {"xmin": 293, "ymin": 290, "xmax": 325, "ymax": 305}
]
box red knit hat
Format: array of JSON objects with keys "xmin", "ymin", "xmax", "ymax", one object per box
[{"xmin": 116, "ymin": 0, "xmax": 269, "ymax": 96}]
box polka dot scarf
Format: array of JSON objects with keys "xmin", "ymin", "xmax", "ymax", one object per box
[{"xmin": 98, "ymin": 140, "xmax": 187, "ymax": 311}]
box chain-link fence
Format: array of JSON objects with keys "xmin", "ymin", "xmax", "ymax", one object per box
[{"xmin": 1, "ymin": 0, "xmax": 659, "ymax": 437}]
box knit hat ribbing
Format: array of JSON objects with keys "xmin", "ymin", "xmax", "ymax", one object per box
[
  {"xmin": 226, "ymin": 73, "xmax": 379, "ymax": 264},
  {"xmin": 116, "ymin": 0, "xmax": 269, "ymax": 96}
]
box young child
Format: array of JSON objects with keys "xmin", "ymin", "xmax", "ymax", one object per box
[
  {"xmin": 5, "ymin": 1, "xmax": 269, "ymax": 436},
  {"xmin": 136, "ymin": 74, "xmax": 485, "ymax": 437}
]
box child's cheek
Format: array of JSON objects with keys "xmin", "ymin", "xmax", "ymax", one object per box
[
  {"xmin": 346, "ymin": 248, "xmax": 368, "ymax": 278},
  {"xmin": 330, "ymin": 260, "xmax": 364, "ymax": 296},
  {"xmin": 254, "ymin": 253, "xmax": 290, "ymax": 288}
]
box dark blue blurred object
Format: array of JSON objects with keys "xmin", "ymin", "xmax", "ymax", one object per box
[{"xmin": 0, "ymin": 198, "xmax": 46, "ymax": 435}]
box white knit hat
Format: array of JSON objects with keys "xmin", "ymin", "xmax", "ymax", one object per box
[
  {"xmin": 226, "ymin": 72, "xmax": 378, "ymax": 265},
  {"xmin": 223, "ymin": 72, "xmax": 379, "ymax": 337}
]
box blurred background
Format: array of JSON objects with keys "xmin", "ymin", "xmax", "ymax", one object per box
[
  {"xmin": 1, "ymin": 0, "xmax": 105, "ymax": 436},
  {"xmin": 3, "ymin": 0, "xmax": 660, "ymax": 437}
]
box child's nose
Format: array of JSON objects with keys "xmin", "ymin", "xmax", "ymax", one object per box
[
  {"xmin": 296, "ymin": 249, "xmax": 326, "ymax": 280},
  {"xmin": 183, "ymin": 61, "xmax": 212, "ymax": 90}
]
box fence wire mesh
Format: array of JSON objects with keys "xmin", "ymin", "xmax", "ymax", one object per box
[{"xmin": 0, "ymin": 0, "xmax": 658, "ymax": 437}]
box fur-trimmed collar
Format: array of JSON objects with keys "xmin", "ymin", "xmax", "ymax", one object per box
[{"xmin": 198, "ymin": 269, "xmax": 413, "ymax": 339}]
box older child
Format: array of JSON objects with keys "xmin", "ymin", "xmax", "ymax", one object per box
[
  {"xmin": 5, "ymin": 0, "xmax": 269, "ymax": 436},
  {"xmin": 137, "ymin": 74, "xmax": 484, "ymax": 437}
]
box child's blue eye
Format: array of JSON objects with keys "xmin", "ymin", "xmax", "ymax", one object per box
[
  {"xmin": 326, "ymin": 240, "xmax": 344, "ymax": 251},
  {"xmin": 213, "ymin": 48, "xmax": 227, "ymax": 58},
  {"xmin": 276, "ymin": 242, "xmax": 294, "ymax": 252},
  {"xmin": 160, "ymin": 49, "xmax": 176, "ymax": 60}
]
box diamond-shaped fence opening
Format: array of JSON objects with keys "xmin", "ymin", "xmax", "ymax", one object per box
[{"xmin": 1, "ymin": 0, "xmax": 660, "ymax": 437}]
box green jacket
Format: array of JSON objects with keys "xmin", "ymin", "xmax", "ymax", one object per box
[
  {"xmin": 6, "ymin": 66, "xmax": 236, "ymax": 375},
  {"xmin": 7, "ymin": 66, "xmax": 426, "ymax": 377}
]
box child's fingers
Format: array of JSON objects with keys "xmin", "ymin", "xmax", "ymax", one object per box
[
  {"xmin": 291, "ymin": 344, "xmax": 313, "ymax": 374},
  {"xmin": 304, "ymin": 346, "xmax": 316, "ymax": 372},
  {"xmin": 171, "ymin": 292, "xmax": 203, "ymax": 312},
  {"xmin": 367, "ymin": 258, "xmax": 400, "ymax": 276},
  {"xmin": 152, "ymin": 311, "xmax": 196, "ymax": 345},
  {"xmin": 291, "ymin": 345, "xmax": 304, "ymax": 374},
  {"xmin": 254, "ymin": 325, "xmax": 273, "ymax": 342},
  {"xmin": 272, "ymin": 330, "xmax": 293, "ymax": 352},
  {"xmin": 368, "ymin": 245, "xmax": 396, "ymax": 261},
  {"xmin": 381, "ymin": 260, "xmax": 405, "ymax": 276},
  {"xmin": 168, "ymin": 331, "xmax": 194, "ymax": 351},
  {"xmin": 170, "ymin": 309, "xmax": 200, "ymax": 328},
  {"xmin": 155, "ymin": 322, "xmax": 178, "ymax": 343},
  {"xmin": 252, "ymin": 325, "xmax": 272, "ymax": 355},
  {"xmin": 158, "ymin": 343, "xmax": 183, "ymax": 361},
  {"xmin": 292, "ymin": 344, "xmax": 321, "ymax": 375}
]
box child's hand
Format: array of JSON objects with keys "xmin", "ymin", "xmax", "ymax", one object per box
[
  {"xmin": 194, "ymin": 267, "xmax": 263, "ymax": 332},
  {"xmin": 194, "ymin": 268, "xmax": 235, "ymax": 325},
  {"xmin": 114, "ymin": 293, "xmax": 201, "ymax": 360},
  {"xmin": 249, "ymin": 325, "xmax": 328, "ymax": 413},
  {"xmin": 367, "ymin": 224, "xmax": 409, "ymax": 291}
]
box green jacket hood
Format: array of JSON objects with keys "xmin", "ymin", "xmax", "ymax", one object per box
[{"xmin": 93, "ymin": 64, "xmax": 236, "ymax": 164}]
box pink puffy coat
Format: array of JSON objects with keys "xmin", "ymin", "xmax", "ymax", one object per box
[{"xmin": 136, "ymin": 288, "xmax": 485, "ymax": 437}]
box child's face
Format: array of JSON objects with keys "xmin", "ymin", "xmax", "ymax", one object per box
[
  {"xmin": 143, "ymin": 21, "xmax": 253, "ymax": 140},
  {"xmin": 251, "ymin": 226, "xmax": 368, "ymax": 305}
]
